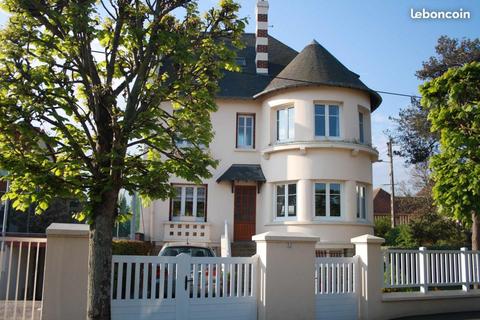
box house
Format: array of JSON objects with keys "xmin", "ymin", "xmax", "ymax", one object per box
[
  {"xmin": 373, "ymin": 187, "xmax": 431, "ymax": 225},
  {"xmin": 142, "ymin": 0, "xmax": 382, "ymax": 256}
]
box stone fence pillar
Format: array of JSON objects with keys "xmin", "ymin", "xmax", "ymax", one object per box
[
  {"xmin": 42, "ymin": 223, "xmax": 89, "ymax": 320},
  {"xmin": 253, "ymin": 231, "xmax": 319, "ymax": 320},
  {"xmin": 351, "ymin": 234, "xmax": 385, "ymax": 320}
]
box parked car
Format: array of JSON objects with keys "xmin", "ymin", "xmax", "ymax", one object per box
[
  {"xmin": 158, "ymin": 244, "xmax": 216, "ymax": 257},
  {"xmin": 157, "ymin": 244, "xmax": 217, "ymax": 298}
]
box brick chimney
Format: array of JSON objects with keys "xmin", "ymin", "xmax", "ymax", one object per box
[{"xmin": 255, "ymin": 0, "xmax": 269, "ymax": 74}]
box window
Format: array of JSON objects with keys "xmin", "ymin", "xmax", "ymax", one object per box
[
  {"xmin": 359, "ymin": 112, "xmax": 365, "ymax": 143},
  {"xmin": 356, "ymin": 185, "xmax": 367, "ymax": 219},
  {"xmin": 275, "ymin": 183, "xmax": 296, "ymax": 219},
  {"xmin": 314, "ymin": 182, "xmax": 342, "ymax": 218},
  {"xmin": 315, "ymin": 104, "xmax": 340, "ymax": 137},
  {"xmin": 236, "ymin": 114, "xmax": 255, "ymax": 149},
  {"xmin": 276, "ymin": 107, "xmax": 295, "ymax": 141},
  {"xmin": 171, "ymin": 185, "xmax": 206, "ymax": 221}
]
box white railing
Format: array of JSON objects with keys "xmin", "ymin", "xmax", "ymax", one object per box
[
  {"xmin": 383, "ymin": 247, "xmax": 480, "ymax": 292},
  {"xmin": 0, "ymin": 236, "xmax": 46, "ymax": 320},
  {"xmin": 163, "ymin": 221, "xmax": 211, "ymax": 243},
  {"xmin": 315, "ymin": 257, "xmax": 358, "ymax": 295}
]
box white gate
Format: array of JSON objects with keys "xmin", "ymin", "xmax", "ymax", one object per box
[
  {"xmin": 111, "ymin": 254, "xmax": 257, "ymax": 320},
  {"xmin": 314, "ymin": 256, "xmax": 359, "ymax": 320},
  {"xmin": 0, "ymin": 237, "xmax": 46, "ymax": 320}
]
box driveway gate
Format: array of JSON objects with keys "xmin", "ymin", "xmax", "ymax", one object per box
[{"xmin": 111, "ymin": 253, "xmax": 257, "ymax": 320}]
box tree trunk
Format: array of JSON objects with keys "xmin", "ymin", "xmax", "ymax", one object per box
[
  {"xmin": 87, "ymin": 189, "xmax": 117, "ymax": 320},
  {"xmin": 472, "ymin": 212, "xmax": 480, "ymax": 251}
]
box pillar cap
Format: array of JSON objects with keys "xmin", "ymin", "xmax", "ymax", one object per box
[
  {"xmin": 46, "ymin": 223, "xmax": 89, "ymax": 237},
  {"xmin": 253, "ymin": 231, "xmax": 319, "ymax": 242},
  {"xmin": 350, "ymin": 234, "xmax": 385, "ymax": 244}
]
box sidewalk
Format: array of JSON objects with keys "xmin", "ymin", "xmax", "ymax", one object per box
[{"xmin": 396, "ymin": 311, "xmax": 480, "ymax": 320}]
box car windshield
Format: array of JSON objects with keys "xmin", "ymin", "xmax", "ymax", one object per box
[{"xmin": 161, "ymin": 246, "xmax": 214, "ymax": 257}]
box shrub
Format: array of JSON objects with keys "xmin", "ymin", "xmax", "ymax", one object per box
[{"xmin": 112, "ymin": 240, "xmax": 154, "ymax": 256}]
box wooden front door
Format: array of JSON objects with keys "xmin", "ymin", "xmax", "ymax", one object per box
[{"xmin": 234, "ymin": 186, "xmax": 257, "ymax": 241}]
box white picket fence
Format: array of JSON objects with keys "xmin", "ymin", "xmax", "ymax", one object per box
[
  {"xmin": 383, "ymin": 247, "xmax": 480, "ymax": 291},
  {"xmin": 0, "ymin": 237, "xmax": 46, "ymax": 320},
  {"xmin": 111, "ymin": 254, "xmax": 257, "ymax": 320},
  {"xmin": 314, "ymin": 256, "xmax": 358, "ymax": 320}
]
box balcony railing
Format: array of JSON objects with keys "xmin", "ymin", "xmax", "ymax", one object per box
[{"xmin": 163, "ymin": 221, "xmax": 211, "ymax": 243}]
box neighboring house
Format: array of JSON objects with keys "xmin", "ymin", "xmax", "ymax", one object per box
[
  {"xmin": 143, "ymin": 0, "xmax": 382, "ymax": 256},
  {"xmin": 373, "ymin": 188, "xmax": 430, "ymax": 225}
]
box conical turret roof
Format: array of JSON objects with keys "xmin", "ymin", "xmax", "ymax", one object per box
[{"xmin": 255, "ymin": 40, "xmax": 382, "ymax": 109}]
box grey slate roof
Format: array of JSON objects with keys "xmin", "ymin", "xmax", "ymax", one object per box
[
  {"xmin": 216, "ymin": 164, "xmax": 266, "ymax": 182},
  {"xmin": 217, "ymin": 33, "xmax": 298, "ymax": 99},
  {"xmin": 218, "ymin": 36, "xmax": 382, "ymax": 110}
]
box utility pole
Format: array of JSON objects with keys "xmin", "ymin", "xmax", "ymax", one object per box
[{"xmin": 387, "ymin": 137, "xmax": 395, "ymax": 228}]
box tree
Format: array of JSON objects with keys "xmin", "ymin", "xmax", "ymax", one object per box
[
  {"xmin": 420, "ymin": 62, "xmax": 480, "ymax": 250},
  {"xmin": 0, "ymin": 1, "xmax": 245, "ymax": 318},
  {"xmin": 392, "ymin": 36, "xmax": 480, "ymax": 165}
]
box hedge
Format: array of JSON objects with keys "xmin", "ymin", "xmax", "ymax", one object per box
[{"xmin": 112, "ymin": 240, "xmax": 155, "ymax": 256}]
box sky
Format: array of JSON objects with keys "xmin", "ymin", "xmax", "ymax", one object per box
[{"xmin": 1, "ymin": 0, "xmax": 479, "ymax": 193}]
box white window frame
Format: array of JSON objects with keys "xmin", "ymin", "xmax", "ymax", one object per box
[
  {"xmin": 276, "ymin": 106, "xmax": 295, "ymax": 142},
  {"xmin": 171, "ymin": 185, "xmax": 206, "ymax": 222},
  {"xmin": 237, "ymin": 114, "xmax": 255, "ymax": 149},
  {"xmin": 356, "ymin": 184, "xmax": 367, "ymax": 220},
  {"xmin": 358, "ymin": 112, "xmax": 365, "ymax": 143},
  {"xmin": 314, "ymin": 104, "xmax": 342, "ymax": 139},
  {"xmin": 274, "ymin": 182, "xmax": 297, "ymax": 221},
  {"xmin": 313, "ymin": 181, "xmax": 343, "ymax": 219}
]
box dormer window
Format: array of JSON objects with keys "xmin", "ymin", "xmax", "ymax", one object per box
[
  {"xmin": 276, "ymin": 106, "xmax": 295, "ymax": 142},
  {"xmin": 315, "ymin": 104, "xmax": 340, "ymax": 138}
]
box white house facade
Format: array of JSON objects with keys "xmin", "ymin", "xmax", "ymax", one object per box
[{"xmin": 142, "ymin": 0, "xmax": 382, "ymax": 256}]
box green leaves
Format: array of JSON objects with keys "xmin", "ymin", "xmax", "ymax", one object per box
[
  {"xmin": 420, "ymin": 62, "xmax": 480, "ymax": 224},
  {"xmin": 0, "ymin": 0, "xmax": 245, "ymax": 222}
]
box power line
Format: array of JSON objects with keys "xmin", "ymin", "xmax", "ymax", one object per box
[{"xmin": 236, "ymin": 70, "xmax": 422, "ymax": 99}]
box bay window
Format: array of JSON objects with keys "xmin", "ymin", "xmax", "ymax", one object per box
[
  {"xmin": 276, "ymin": 107, "xmax": 295, "ymax": 141},
  {"xmin": 275, "ymin": 183, "xmax": 297, "ymax": 219},
  {"xmin": 315, "ymin": 104, "xmax": 340, "ymax": 138},
  {"xmin": 171, "ymin": 185, "xmax": 206, "ymax": 221},
  {"xmin": 356, "ymin": 185, "xmax": 367, "ymax": 220},
  {"xmin": 314, "ymin": 182, "xmax": 342, "ymax": 218}
]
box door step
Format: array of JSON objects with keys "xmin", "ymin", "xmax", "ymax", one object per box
[{"xmin": 231, "ymin": 241, "xmax": 256, "ymax": 257}]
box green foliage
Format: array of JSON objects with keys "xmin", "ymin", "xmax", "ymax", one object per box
[
  {"xmin": 112, "ymin": 240, "xmax": 154, "ymax": 256},
  {"xmin": 420, "ymin": 62, "xmax": 480, "ymax": 227},
  {"xmin": 385, "ymin": 224, "xmax": 418, "ymax": 249},
  {"xmin": 374, "ymin": 218, "xmax": 391, "ymax": 239},
  {"xmin": 0, "ymin": 0, "xmax": 246, "ymax": 222}
]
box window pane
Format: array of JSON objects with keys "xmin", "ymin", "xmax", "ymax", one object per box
[
  {"xmin": 287, "ymin": 183, "xmax": 296, "ymax": 216},
  {"xmin": 315, "ymin": 183, "xmax": 327, "ymax": 217},
  {"xmin": 330, "ymin": 183, "xmax": 341, "ymax": 195},
  {"xmin": 356, "ymin": 186, "xmax": 361, "ymax": 218},
  {"xmin": 276, "ymin": 185, "xmax": 285, "ymax": 217},
  {"xmin": 246, "ymin": 121, "xmax": 253, "ymax": 146},
  {"xmin": 329, "ymin": 105, "xmax": 340, "ymax": 137},
  {"xmin": 185, "ymin": 187, "xmax": 193, "ymax": 216},
  {"xmin": 329, "ymin": 183, "xmax": 341, "ymax": 217},
  {"xmin": 172, "ymin": 187, "xmax": 182, "ymax": 217},
  {"xmin": 315, "ymin": 105, "xmax": 325, "ymax": 136},
  {"xmin": 359, "ymin": 113, "xmax": 364, "ymax": 143},
  {"xmin": 277, "ymin": 109, "xmax": 287, "ymax": 141},
  {"xmin": 197, "ymin": 200, "xmax": 205, "ymax": 218},
  {"xmin": 288, "ymin": 108, "xmax": 295, "ymax": 139}
]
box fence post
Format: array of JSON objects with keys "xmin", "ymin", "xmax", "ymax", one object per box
[
  {"xmin": 42, "ymin": 223, "xmax": 89, "ymax": 320},
  {"xmin": 351, "ymin": 234, "xmax": 385, "ymax": 320},
  {"xmin": 460, "ymin": 247, "xmax": 470, "ymax": 292},
  {"xmin": 418, "ymin": 247, "xmax": 428, "ymax": 294},
  {"xmin": 253, "ymin": 231, "xmax": 319, "ymax": 320}
]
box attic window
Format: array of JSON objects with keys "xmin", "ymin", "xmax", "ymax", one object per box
[{"xmin": 235, "ymin": 57, "xmax": 246, "ymax": 67}]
